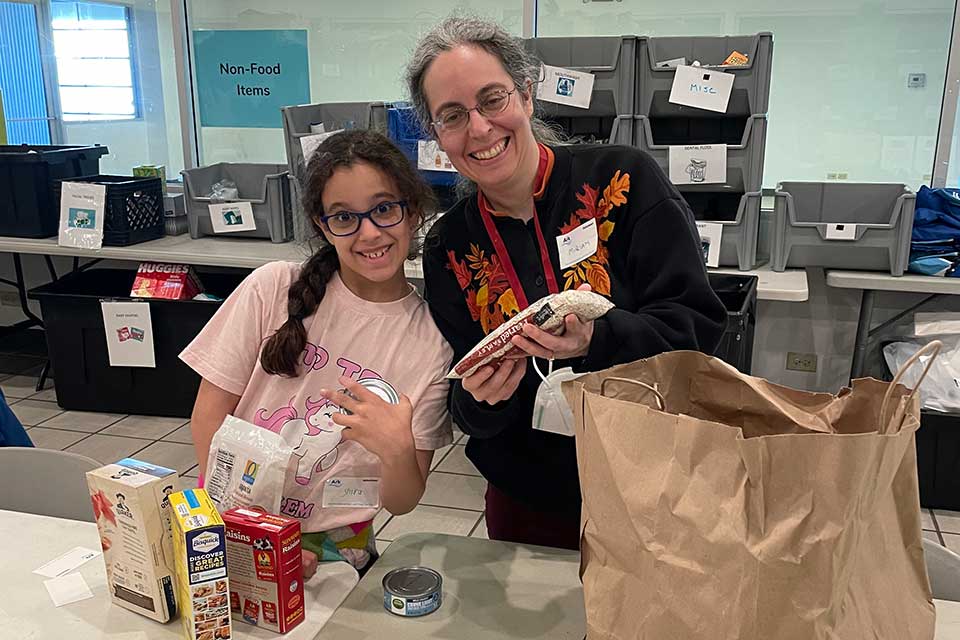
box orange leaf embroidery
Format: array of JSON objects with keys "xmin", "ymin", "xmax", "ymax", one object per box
[
  {"xmin": 497, "ymin": 288, "xmax": 519, "ymax": 317},
  {"xmin": 602, "ymin": 171, "xmax": 630, "ymax": 210},
  {"xmin": 575, "ymin": 184, "xmax": 600, "ymax": 220},
  {"xmin": 465, "ymin": 289, "xmax": 481, "ymax": 321},
  {"xmin": 447, "ymin": 250, "xmax": 472, "ymax": 291},
  {"xmin": 586, "ymin": 263, "xmax": 612, "ymax": 296},
  {"xmin": 598, "ymin": 220, "xmax": 615, "ymax": 242}
]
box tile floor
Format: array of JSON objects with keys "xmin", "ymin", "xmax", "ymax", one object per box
[
  {"xmin": 0, "ymin": 332, "xmax": 954, "ymax": 553},
  {"xmin": 3, "ymin": 366, "xmax": 486, "ymax": 550}
]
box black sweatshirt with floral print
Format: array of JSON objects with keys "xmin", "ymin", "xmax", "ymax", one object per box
[{"xmin": 422, "ymin": 143, "xmax": 726, "ymax": 514}]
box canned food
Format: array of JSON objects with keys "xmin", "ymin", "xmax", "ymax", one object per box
[
  {"xmin": 382, "ymin": 567, "xmax": 442, "ymax": 617},
  {"xmin": 339, "ymin": 378, "xmax": 400, "ymax": 415}
]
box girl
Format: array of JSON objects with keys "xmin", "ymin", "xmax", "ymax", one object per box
[
  {"xmin": 407, "ymin": 17, "xmax": 727, "ymax": 549},
  {"xmin": 181, "ymin": 130, "xmax": 454, "ymax": 575}
]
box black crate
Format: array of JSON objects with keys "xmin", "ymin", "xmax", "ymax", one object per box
[
  {"xmin": 0, "ymin": 144, "xmax": 109, "ymax": 238},
  {"xmin": 708, "ymin": 273, "xmax": 758, "ymax": 374},
  {"xmin": 917, "ymin": 410, "xmax": 960, "ymax": 511},
  {"xmin": 29, "ymin": 269, "xmax": 245, "ymax": 418},
  {"xmin": 53, "ymin": 174, "xmax": 165, "ymax": 246}
]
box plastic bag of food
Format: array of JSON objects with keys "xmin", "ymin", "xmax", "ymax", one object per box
[
  {"xmin": 205, "ymin": 415, "xmax": 294, "ymax": 514},
  {"xmin": 208, "ymin": 179, "xmax": 239, "ymax": 201},
  {"xmin": 448, "ymin": 289, "xmax": 614, "ymax": 379}
]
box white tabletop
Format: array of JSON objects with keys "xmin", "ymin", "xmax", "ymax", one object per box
[
  {"xmin": 826, "ymin": 270, "xmax": 960, "ymax": 296},
  {"xmin": 323, "ymin": 533, "xmax": 587, "ymax": 639},
  {"xmin": 1, "ymin": 235, "xmax": 803, "ymax": 302},
  {"xmin": 0, "ymin": 509, "xmax": 358, "ymax": 640}
]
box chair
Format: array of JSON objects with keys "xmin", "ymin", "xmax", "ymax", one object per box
[
  {"xmin": 0, "ymin": 447, "xmax": 101, "ymax": 522},
  {"xmin": 923, "ymin": 537, "xmax": 960, "ymax": 602}
]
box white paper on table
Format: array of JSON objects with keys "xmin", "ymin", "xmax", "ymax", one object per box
[
  {"xmin": 300, "ymin": 129, "xmax": 344, "ymax": 165},
  {"xmin": 669, "ymin": 65, "xmax": 735, "ymax": 113},
  {"xmin": 58, "ymin": 182, "xmax": 106, "ymax": 250},
  {"xmin": 669, "ymin": 144, "xmax": 727, "ymax": 185},
  {"xmin": 209, "ymin": 202, "xmax": 257, "ymax": 233},
  {"xmin": 536, "ymin": 64, "xmax": 595, "ymax": 109},
  {"xmin": 33, "ymin": 547, "xmax": 101, "ymax": 578},
  {"xmin": 696, "ymin": 222, "xmax": 723, "ymax": 268},
  {"xmin": 234, "ymin": 561, "xmax": 359, "ymax": 639},
  {"xmin": 44, "ymin": 573, "xmax": 94, "ymax": 607},
  {"xmin": 417, "ymin": 140, "xmax": 456, "ymax": 172},
  {"xmin": 100, "ymin": 301, "xmax": 156, "ymax": 368}
]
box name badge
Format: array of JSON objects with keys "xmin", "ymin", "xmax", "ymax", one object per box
[
  {"xmin": 322, "ymin": 477, "xmax": 380, "ymax": 508},
  {"xmin": 556, "ymin": 218, "xmax": 599, "ymax": 269}
]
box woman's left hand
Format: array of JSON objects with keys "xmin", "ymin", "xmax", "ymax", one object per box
[
  {"xmin": 320, "ymin": 377, "xmax": 415, "ymax": 462},
  {"xmin": 510, "ymin": 284, "xmax": 595, "ymax": 361}
]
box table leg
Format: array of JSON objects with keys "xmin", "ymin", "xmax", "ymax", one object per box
[{"xmin": 850, "ymin": 289, "xmax": 876, "ymax": 381}]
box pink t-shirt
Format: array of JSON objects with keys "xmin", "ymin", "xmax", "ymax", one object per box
[{"xmin": 180, "ymin": 261, "xmax": 454, "ymax": 533}]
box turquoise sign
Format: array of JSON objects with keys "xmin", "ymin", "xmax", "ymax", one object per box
[{"xmin": 193, "ymin": 29, "xmax": 310, "ymax": 128}]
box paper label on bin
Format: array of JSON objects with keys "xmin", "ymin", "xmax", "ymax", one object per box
[
  {"xmin": 669, "ymin": 145, "xmax": 727, "ymax": 185},
  {"xmin": 824, "ymin": 223, "xmax": 857, "ymax": 241},
  {"xmin": 417, "ymin": 140, "xmax": 456, "ymax": 172},
  {"xmin": 656, "ymin": 57, "xmax": 687, "ymax": 69},
  {"xmin": 300, "ymin": 129, "xmax": 343, "ymax": 165},
  {"xmin": 696, "ymin": 222, "xmax": 723, "ymax": 268},
  {"xmin": 322, "ymin": 477, "xmax": 380, "ymax": 508},
  {"xmin": 669, "ymin": 65, "xmax": 735, "ymax": 113},
  {"xmin": 209, "ymin": 202, "xmax": 256, "ymax": 233},
  {"xmin": 536, "ymin": 64, "xmax": 595, "ymax": 109},
  {"xmin": 101, "ymin": 301, "xmax": 156, "ymax": 368},
  {"xmin": 58, "ymin": 182, "xmax": 106, "ymax": 250},
  {"xmin": 556, "ymin": 218, "xmax": 599, "ymax": 269}
]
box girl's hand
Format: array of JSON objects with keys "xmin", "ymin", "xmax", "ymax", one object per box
[
  {"xmin": 461, "ymin": 357, "xmax": 527, "ymax": 405},
  {"xmin": 510, "ymin": 284, "xmax": 596, "ymax": 361},
  {"xmin": 320, "ymin": 377, "xmax": 415, "ymax": 463},
  {"xmin": 302, "ymin": 549, "xmax": 318, "ymax": 580}
]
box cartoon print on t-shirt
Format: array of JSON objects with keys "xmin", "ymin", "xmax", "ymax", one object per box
[{"xmin": 254, "ymin": 397, "xmax": 345, "ymax": 486}]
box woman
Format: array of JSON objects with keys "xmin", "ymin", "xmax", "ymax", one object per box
[
  {"xmin": 407, "ymin": 16, "xmax": 727, "ymax": 549},
  {"xmin": 181, "ymin": 130, "xmax": 453, "ymax": 575}
]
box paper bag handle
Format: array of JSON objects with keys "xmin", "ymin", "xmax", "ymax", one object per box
[
  {"xmin": 879, "ymin": 340, "xmax": 942, "ymax": 431},
  {"xmin": 600, "ymin": 377, "xmax": 666, "ymax": 411}
]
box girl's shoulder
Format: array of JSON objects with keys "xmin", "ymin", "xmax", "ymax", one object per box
[{"xmin": 241, "ymin": 260, "xmax": 303, "ymax": 297}]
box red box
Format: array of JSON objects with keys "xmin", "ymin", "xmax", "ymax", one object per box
[
  {"xmin": 222, "ymin": 508, "xmax": 305, "ymax": 634},
  {"xmin": 130, "ymin": 262, "xmax": 202, "ymax": 300}
]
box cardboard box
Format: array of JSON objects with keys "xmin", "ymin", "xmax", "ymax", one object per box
[
  {"xmin": 130, "ymin": 262, "xmax": 203, "ymax": 300},
  {"xmin": 164, "ymin": 193, "xmax": 185, "ymax": 217},
  {"xmin": 170, "ymin": 489, "xmax": 233, "ymax": 640},
  {"xmin": 86, "ymin": 458, "xmax": 181, "ymax": 623},
  {"xmin": 134, "ymin": 164, "xmax": 167, "ymax": 195},
  {"xmin": 223, "ymin": 508, "xmax": 305, "ymax": 633}
]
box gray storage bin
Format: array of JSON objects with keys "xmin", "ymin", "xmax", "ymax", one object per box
[
  {"xmin": 181, "ymin": 163, "xmax": 293, "ymax": 243},
  {"xmin": 636, "ymin": 33, "xmax": 773, "ymax": 117},
  {"xmin": 633, "ymin": 114, "xmax": 767, "ymax": 192},
  {"xmin": 525, "ymin": 36, "xmax": 636, "ymax": 143},
  {"xmin": 771, "ymin": 182, "xmax": 917, "ymax": 275},
  {"xmin": 281, "ymin": 101, "xmax": 387, "ymax": 241},
  {"xmin": 690, "ymin": 191, "xmax": 763, "ymax": 271}
]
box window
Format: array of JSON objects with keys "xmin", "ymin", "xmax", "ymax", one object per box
[{"xmin": 51, "ymin": 1, "xmax": 137, "ymax": 122}]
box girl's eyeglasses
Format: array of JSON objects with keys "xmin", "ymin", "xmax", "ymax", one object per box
[{"xmin": 320, "ymin": 200, "xmax": 407, "ymax": 237}]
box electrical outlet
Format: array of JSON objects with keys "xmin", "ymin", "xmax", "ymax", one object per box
[
  {"xmin": 908, "ymin": 73, "xmax": 926, "ymax": 89},
  {"xmin": 786, "ymin": 352, "xmax": 818, "ymax": 373}
]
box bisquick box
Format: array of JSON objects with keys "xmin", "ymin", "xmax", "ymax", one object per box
[
  {"xmin": 169, "ymin": 488, "xmax": 233, "ymax": 640},
  {"xmin": 85, "ymin": 458, "xmax": 181, "ymax": 623},
  {"xmin": 223, "ymin": 507, "xmax": 305, "ymax": 633}
]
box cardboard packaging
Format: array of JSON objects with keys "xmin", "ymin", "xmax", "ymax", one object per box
[{"xmin": 134, "ymin": 164, "xmax": 167, "ymax": 195}]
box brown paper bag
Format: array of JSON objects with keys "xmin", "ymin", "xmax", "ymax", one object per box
[{"xmin": 563, "ymin": 349, "xmax": 937, "ymax": 640}]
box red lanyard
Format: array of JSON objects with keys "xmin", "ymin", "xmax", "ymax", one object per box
[{"xmin": 477, "ymin": 147, "xmax": 559, "ymax": 310}]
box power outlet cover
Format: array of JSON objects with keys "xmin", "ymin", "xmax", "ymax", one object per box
[{"xmin": 786, "ymin": 352, "xmax": 818, "ymax": 373}]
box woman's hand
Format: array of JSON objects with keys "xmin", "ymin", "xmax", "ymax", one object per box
[
  {"xmin": 321, "ymin": 377, "xmax": 415, "ymax": 463},
  {"xmin": 461, "ymin": 357, "xmax": 527, "ymax": 405},
  {"xmin": 510, "ymin": 284, "xmax": 596, "ymax": 361},
  {"xmin": 302, "ymin": 549, "xmax": 318, "ymax": 580}
]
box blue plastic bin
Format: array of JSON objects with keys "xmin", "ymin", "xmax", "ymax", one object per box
[{"xmin": 386, "ymin": 105, "xmax": 458, "ymax": 188}]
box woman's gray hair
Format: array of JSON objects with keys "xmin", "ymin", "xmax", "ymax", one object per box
[{"xmin": 404, "ymin": 15, "xmax": 565, "ymax": 147}]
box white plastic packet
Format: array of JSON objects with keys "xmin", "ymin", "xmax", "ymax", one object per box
[{"xmin": 205, "ymin": 415, "xmax": 294, "ymax": 514}]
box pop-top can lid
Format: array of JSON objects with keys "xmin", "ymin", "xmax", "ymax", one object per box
[
  {"xmin": 340, "ymin": 378, "xmax": 400, "ymax": 414},
  {"xmin": 382, "ymin": 567, "xmax": 442, "ymax": 597}
]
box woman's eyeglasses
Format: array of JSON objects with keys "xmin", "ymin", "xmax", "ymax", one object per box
[
  {"xmin": 430, "ymin": 88, "xmax": 518, "ymax": 134},
  {"xmin": 320, "ymin": 200, "xmax": 407, "ymax": 237}
]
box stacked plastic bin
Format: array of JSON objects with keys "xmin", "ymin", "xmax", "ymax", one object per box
[
  {"xmin": 385, "ymin": 103, "xmax": 460, "ymax": 209},
  {"xmin": 281, "ymin": 102, "xmax": 387, "ymax": 241},
  {"xmin": 633, "ymin": 33, "xmax": 773, "ymax": 270},
  {"xmin": 771, "ymin": 182, "xmax": 916, "ymax": 275},
  {"xmin": 524, "ymin": 36, "xmax": 637, "ymax": 145}
]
